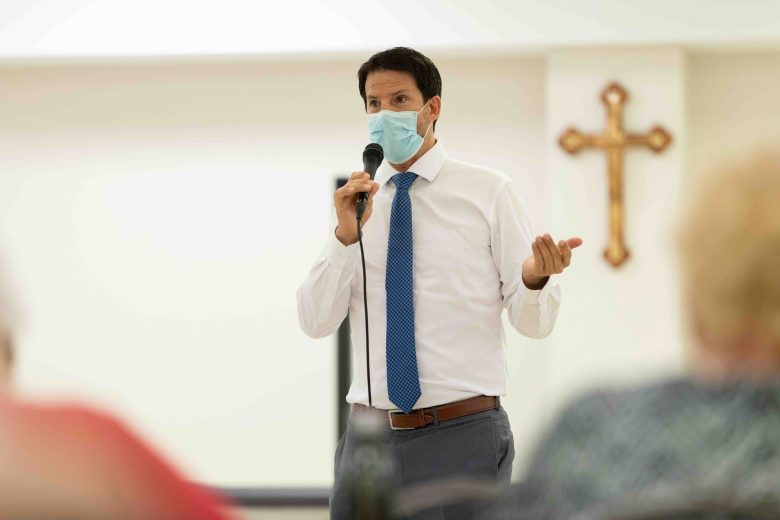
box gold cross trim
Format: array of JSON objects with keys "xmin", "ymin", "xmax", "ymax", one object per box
[{"xmin": 559, "ymin": 83, "xmax": 672, "ymax": 267}]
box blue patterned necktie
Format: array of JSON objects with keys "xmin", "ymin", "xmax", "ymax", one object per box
[{"xmin": 386, "ymin": 172, "xmax": 421, "ymax": 413}]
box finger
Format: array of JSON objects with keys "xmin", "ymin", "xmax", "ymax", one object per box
[
  {"xmin": 343, "ymin": 172, "xmax": 374, "ymax": 196},
  {"xmin": 334, "ymin": 184, "xmax": 353, "ymax": 200},
  {"xmin": 334, "ymin": 184, "xmax": 358, "ymax": 200},
  {"xmin": 345, "ymin": 179, "xmax": 374, "ymax": 194},
  {"xmin": 531, "ymin": 239, "xmax": 545, "ymax": 273},
  {"xmin": 334, "ymin": 184, "xmax": 366, "ymax": 209},
  {"xmin": 366, "ymin": 182, "xmax": 380, "ymax": 200},
  {"xmin": 536, "ymin": 236, "xmax": 553, "ymax": 274},
  {"xmin": 350, "ymin": 171, "xmax": 371, "ymax": 181},
  {"xmin": 566, "ymin": 237, "xmax": 584, "ymax": 249},
  {"xmin": 559, "ymin": 240, "xmax": 572, "ymax": 267},
  {"xmin": 542, "ymin": 234, "xmax": 562, "ymax": 273},
  {"xmin": 364, "ymin": 183, "xmax": 381, "ymax": 211}
]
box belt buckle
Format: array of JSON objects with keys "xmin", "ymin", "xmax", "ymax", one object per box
[{"xmin": 388, "ymin": 410, "xmax": 415, "ymax": 431}]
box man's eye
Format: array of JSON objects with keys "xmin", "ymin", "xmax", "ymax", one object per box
[{"xmin": 397, "ymin": 96, "xmax": 407, "ymax": 103}]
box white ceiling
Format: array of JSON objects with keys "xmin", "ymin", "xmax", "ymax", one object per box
[{"xmin": 1, "ymin": 0, "xmax": 780, "ymax": 61}]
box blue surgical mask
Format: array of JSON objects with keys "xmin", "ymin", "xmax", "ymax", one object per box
[{"xmin": 367, "ymin": 100, "xmax": 433, "ymax": 164}]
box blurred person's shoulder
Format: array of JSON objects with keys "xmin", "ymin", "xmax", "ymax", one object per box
[
  {"xmin": 0, "ymin": 398, "xmax": 129, "ymax": 519},
  {"xmin": 0, "ymin": 398, "xmax": 234, "ymax": 519},
  {"xmin": 0, "ymin": 397, "xmax": 127, "ymax": 443},
  {"xmin": 531, "ymin": 375, "xmax": 780, "ymax": 471},
  {"xmin": 546, "ymin": 378, "xmax": 690, "ymax": 432},
  {"xmin": 542, "ymin": 376, "xmax": 780, "ymax": 435},
  {"xmin": 0, "ymin": 398, "xmax": 132, "ymax": 485},
  {"xmin": 517, "ymin": 377, "xmax": 780, "ymax": 518}
]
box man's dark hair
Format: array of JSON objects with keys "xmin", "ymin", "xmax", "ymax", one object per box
[{"xmin": 358, "ymin": 47, "xmax": 442, "ymax": 130}]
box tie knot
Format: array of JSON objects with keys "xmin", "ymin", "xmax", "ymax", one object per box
[{"xmin": 392, "ymin": 172, "xmax": 418, "ymax": 191}]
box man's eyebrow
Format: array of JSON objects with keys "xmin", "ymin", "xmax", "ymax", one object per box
[{"xmin": 367, "ymin": 90, "xmax": 410, "ymax": 100}]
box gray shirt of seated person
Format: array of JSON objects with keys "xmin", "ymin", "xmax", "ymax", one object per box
[{"xmin": 511, "ymin": 378, "xmax": 780, "ymax": 520}]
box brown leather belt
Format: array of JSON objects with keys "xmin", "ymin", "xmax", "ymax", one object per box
[{"xmin": 353, "ymin": 395, "xmax": 500, "ymax": 431}]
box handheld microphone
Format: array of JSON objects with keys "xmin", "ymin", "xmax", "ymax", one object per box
[
  {"xmin": 355, "ymin": 143, "xmax": 383, "ymax": 409},
  {"xmin": 356, "ymin": 143, "xmax": 384, "ymax": 221}
]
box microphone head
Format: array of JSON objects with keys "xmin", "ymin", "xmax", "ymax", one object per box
[
  {"xmin": 363, "ymin": 143, "xmax": 384, "ymax": 163},
  {"xmin": 363, "ymin": 143, "xmax": 384, "ymax": 178}
]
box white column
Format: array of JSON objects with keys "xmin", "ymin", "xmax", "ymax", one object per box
[{"xmin": 543, "ymin": 48, "xmax": 688, "ymax": 427}]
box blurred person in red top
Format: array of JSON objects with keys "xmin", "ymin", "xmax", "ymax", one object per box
[{"xmin": 0, "ymin": 312, "xmax": 238, "ymax": 519}]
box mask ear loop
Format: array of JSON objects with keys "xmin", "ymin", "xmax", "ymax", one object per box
[
  {"xmin": 418, "ymin": 98, "xmax": 434, "ymax": 139},
  {"xmin": 421, "ymin": 120, "xmax": 433, "ymax": 140}
]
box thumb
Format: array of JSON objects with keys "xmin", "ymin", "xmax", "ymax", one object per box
[{"xmin": 566, "ymin": 237, "xmax": 584, "ymax": 249}]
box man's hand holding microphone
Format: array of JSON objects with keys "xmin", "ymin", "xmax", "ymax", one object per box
[{"xmin": 335, "ymin": 144, "xmax": 384, "ymax": 246}]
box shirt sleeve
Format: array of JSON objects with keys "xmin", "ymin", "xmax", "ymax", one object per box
[
  {"xmin": 296, "ymin": 229, "xmax": 358, "ymax": 338},
  {"xmin": 490, "ymin": 181, "xmax": 561, "ymax": 338}
]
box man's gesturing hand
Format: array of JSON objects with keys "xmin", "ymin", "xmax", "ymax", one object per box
[
  {"xmin": 334, "ymin": 171, "xmax": 380, "ymax": 246},
  {"xmin": 522, "ymin": 234, "xmax": 583, "ymax": 289}
]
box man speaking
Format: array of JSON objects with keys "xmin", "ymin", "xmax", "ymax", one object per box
[{"xmin": 297, "ymin": 47, "xmax": 581, "ymax": 519}]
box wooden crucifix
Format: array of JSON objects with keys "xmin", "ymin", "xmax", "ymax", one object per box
[{"xmin": 559, "ymin": 83, "xmax": 672, "ymax": 267}]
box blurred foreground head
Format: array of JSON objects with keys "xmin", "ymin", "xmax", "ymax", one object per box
[
  {"xmin": 0, "ymin": 260, "xmax": 20, "ymax": 393},
  {"xmin": 0, "ymin": 291, "xmax": 16, "ymax": 393},
  {"xmin": 0, "ymin": 329, "xmax": 10, "ymax": 391},
  {"xmin": 680, "ymin": 153, "xmax": 780, "ymax": 380}
]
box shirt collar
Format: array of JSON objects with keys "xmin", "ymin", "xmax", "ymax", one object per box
[{"xmin": 375, "ymin": 141, "xmax": 447, "ymax": 186}]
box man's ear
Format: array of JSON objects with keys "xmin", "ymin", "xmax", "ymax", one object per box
[{"xmin": 428, "ymin": 95, "xmax": 442, "ymax": 122}]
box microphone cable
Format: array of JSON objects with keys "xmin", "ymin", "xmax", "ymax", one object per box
[{"xmin": 356, "ymin": 215, "xmax": 372, "ymax": 408}]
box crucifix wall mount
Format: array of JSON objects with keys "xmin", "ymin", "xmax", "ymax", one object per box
[{"xmin": 559, "ymin": 83, "xmax": 672, "ymax": 268}]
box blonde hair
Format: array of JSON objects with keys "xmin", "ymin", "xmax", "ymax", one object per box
[{"xmin": 680, "ymin": 154, "xmax": 780, "ymax": 350}]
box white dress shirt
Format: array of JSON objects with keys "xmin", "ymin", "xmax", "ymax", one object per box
[{"xmin": 297, "ymin": 142, "xmax": 561, "ymax": 410}]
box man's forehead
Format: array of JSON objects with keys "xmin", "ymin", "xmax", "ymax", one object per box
[{"xmin": 365, "ymin": 70, "xmax": 420, "ymax": 96}]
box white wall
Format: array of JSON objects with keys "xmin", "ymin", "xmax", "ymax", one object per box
[
  {"xmin": 517, "ymin": 49, "xmax": 690, "ymax": 472},
  {"xmin": 0, "ymin": 58, "xmax": 362, "ymax": 487},
  {"xmin": 687, "ymin": 52, "xmax": 780, "ymax": 188},
  {"xmin": 0, "ymin": 54, "xmax": 547, "ymax": 486}
]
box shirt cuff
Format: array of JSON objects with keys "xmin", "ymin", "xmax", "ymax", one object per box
[
  {"xmin": 521, "ymin": 274, "xmax": 559, "ymax": 304},
  {"xmin": 325, "ymin": 228, "xmax": 358, "ymax": 270}
]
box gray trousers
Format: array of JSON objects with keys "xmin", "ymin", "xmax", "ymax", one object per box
[{"xmin": 330, "ymin": 405, "xmax": 515, "ymax": 520}]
